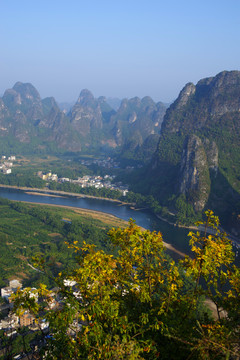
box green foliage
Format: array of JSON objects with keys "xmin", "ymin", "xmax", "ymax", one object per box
[
  {"xmin": 0, "ymin": 328, "xmax": 41, "ymax": 360},
  {"xmin": 130, "ymin": 75, "xmax": 240, "ymax": 229},
  {"xmin": 156, "ymin": 133, "xmax": 185, "ymax": 166},
  {"xmin": 0, "ymin": 170, "xmax": 46, "ymax": 188},
  {"xmin": 175, "ymin": 194, "xmax": 201, "ymax": 225},
  {"xmin": 11, "ymin": 212, "xmax": 240, "ymax": 359},
  {"xmin": 120, "ymin": 134, "xmax": 160, "ymax": 164},
  {"xmin": 0, "ymin": 199, "xmax": 114, "ymax": 287},
  {"xmin": 0, "ymin": 134, "xmax": 65, "ymax": 156}
]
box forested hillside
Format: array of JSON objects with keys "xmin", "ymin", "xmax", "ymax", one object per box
[
  {"xmin": 132, "ymin": 71, "xmax": 240, "ymax": 231},
  {"xmin": 10, "ymin": 211, "xmax": 240, "ymax": 359},
  {"xmin": 0, "ymin": 198, "xmax": 125, "ymax": 288}
]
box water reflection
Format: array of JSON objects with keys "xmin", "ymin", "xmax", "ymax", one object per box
[{"xmin": 0, "ymin": 188, "xmax": 190, "ymax": 256}]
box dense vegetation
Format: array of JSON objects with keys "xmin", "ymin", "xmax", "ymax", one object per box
[
  {"xmin": 0, "ymin": 171, "xmax": 46, "ymax": 189},
  {"xmin": 129, "ymin": 72, "xmax": 240, "ymax": 228},
  {"xmin": 1, "ymin": 72, "xmax": 240, "ymax": 231},
  {"xmin": 0, "ymin": 197, "xmax": 125, "ymax": 288},
  {"xmin": 11, "ymin": 211, "xmax": 240, "ymax": 359}
]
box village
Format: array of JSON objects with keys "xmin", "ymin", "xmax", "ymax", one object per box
[
  {"xmin": 0, "ymin": 154, "xmax": 130, "ymax": 196},
  {"xmin": 0, "ymin": 279, "xmax": 82, "ymax": 359},
  {"xmin": 37, "ymin": 171, "xmax": 129, "ymax": 196},
  {"xmin": 0, "ymin": 278, "xmax": 91, "ymax": 359},
  {"xmin": 0, "ymin": 155, "xmax": 16, "ymax": 174}
]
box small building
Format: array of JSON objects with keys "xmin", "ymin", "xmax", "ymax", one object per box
[
  {"xmin": 50, "ymin": 174, "xmax": 58, "ymax": 181},
  {"xmin": 19, "ymin": 311, "xmax": 35, "ymax": 327},
  {"xmin": 1, "ymin": 287, "xmax": 13, "ymax": 301},
  {"xmin": 39, "ymin": 319, "xmax": 49, "ymax": 330},
  {"xmin": 9, "ymin": 279, "xmax": 22, "ymax": 292},
  {"xmin": 39, "ymin": 171, "xmax": 52, "ymax": 180},
  {"xmin": 0, "ymin": 313, "xmax": 19, "ymax": 330},
  {"xmin": 60, "ymin": 177, "xmax": 70, "ymax": 182},
  {"xmin": 1, "ymin": 280, "xmax": 22, "ymax": 301},
  {"xmin": 3, "ymin": 168, "xmax": 11, "ymax": 174},
  {"xmin": 4, "ymin": 162, "xmax": 13, "ymax": 167}
]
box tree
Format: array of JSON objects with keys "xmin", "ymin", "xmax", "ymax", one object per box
[
  {"xmin": 181, "ymin": 210, "xmax": 240, "ymax": 358},
  {"xmin": 11, "ymin": 213, "xmax": 239, "ymax": 359}
]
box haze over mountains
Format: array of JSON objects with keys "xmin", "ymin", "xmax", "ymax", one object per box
[
  {"xmin": 0, "ymin": 70, "xmax": 240, "ymax": 233},
  {"xmin": 0, "ymin": 82, "xmax": 166, "ymax": 159}
]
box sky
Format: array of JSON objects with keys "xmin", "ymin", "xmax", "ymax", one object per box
[{"xmin": 0, "ymin": 0, "xmax": 240, "ymax": 103}]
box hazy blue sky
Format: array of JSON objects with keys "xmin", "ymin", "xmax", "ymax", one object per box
[{"xmin": 1, "ymin": 0, "xmax": 239, "ymax": 103}]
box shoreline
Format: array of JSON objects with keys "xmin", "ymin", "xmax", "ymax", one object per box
[
  {"xmin": 9, "ymin": 198, "xmax": 187, "ymax": 258},
  {"xmin": 1, "ymin": 184, "xmax": 238, "ymax": 247},
  {"xmin": 0, "ymin": 185, "xmax": 230, "ymax": 318},
  {"xmin": 156, "ymin": 214, "xmax": 240, "ymax": 246},
  {"xmin": 0, "ymin": 184, "xmax": 133, "ymax": 206}
]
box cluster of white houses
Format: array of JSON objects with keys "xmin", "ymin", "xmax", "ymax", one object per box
[
  {"xmin": 0, "ymin": 280, "xmax": 50, "ymax": 336},
  {"xmin": 0, "ymin": 278, "xmax": 83, "ymax": 343},
  {"xmin": 0, "ymin": 278, "xmax": 86, "ymax": 334},
  {"xmin": 37, "ymin": 171, "xmax": 129, "ymax": 196},
  {"xmin": 0, "ymin": 155, "xmax": 16, "ymax": 174}
]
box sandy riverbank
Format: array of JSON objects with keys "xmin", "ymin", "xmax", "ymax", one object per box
[
  {"xmin": 10, "ymin": 198, "xmax": 187, "ymax": 258},
  {"xmin": 1, "ymin": 184, "xmax": 239, "ymax": 245},
  {"xmin": 25, "ymin": 191, "xmax": 65, "ymax": 198},
  {"xmin": 0, "ymin": 184, "xmax": 131, "ymax": 205}
]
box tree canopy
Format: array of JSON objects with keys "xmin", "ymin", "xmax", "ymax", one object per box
[{"xmin": 11, "ymin": 211, "xmax": 240, "ymax": 359}]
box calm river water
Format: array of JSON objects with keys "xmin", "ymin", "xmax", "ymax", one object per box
[{"xmin": 0, "ymin": 187, "xmax": 192, "ymax": 258}]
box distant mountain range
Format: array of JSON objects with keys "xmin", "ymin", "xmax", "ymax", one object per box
[
  {"xmin": 1, "ymin": 71, "xmax": 240, "ymax": 233},
  {"xmin": 58, "ymin": 98, "xmax": 122, "ymax": 113},
  {"xmin": 0, "ymin": 83, "xmax": 166, "ymax": 159}
]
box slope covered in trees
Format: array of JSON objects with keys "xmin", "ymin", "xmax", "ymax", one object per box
[
  {"xmin": 132, "ymin": 71, "xmax": 240, "ymax": 231},
  {"xmin": 0, "ymin": 198, "xmax": 125, "ymax": 288},
  {"xmin": 10, "ymin": 211, "xmax": 240, "ymax": 359}
]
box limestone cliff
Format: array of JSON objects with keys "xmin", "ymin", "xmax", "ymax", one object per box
[
  {"xmin": 0, "ymin": 82, "xmax": 166, "ymax": 155},
  {"xmin": 178, "ymin": 135, "xmax": 210, "ymax": 211},
  {"xmin": 111, "ymin": 96, "xmax": 166, "ymax": 158},
  {"xmin": 142, "ymin": 70, "xmax": 240, "ymax": 229},
  {"xmin": 70, "ymin": 89, "xmax": 103, "ymax": 136}
]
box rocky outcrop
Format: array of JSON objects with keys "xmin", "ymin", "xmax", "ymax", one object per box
[
  {"xmin": 128, "ymin": 111, "xmax": 137, "ymax": 124},
  {"xmin": 0, "ymin": 98, "xmax": 9, "ymax": 121},
  {"xmin": 69, "ymin": 89, "xmax": 103, "ymax": 136},
  {"xmin": 1, "ymin": 82, "xmax": 66, "ymax": 144},
  {"xmin": 12, "ymin": 82, "xmax": 41, "ymax": 102},
  {"xmin": 0, "ymin": 82, "xmax": 166, "ymax": 155},
  {"xmin": 204, "ymin": 139, "xmax": 218, "ymax": 174},
  {"xmin": 110, "ymin": 96, "xmax": 166, "ymax": 150},
  {"xmin": 3, "ymin": 89, "xmax": 22, "ymax": 106},
  {"xmin": 178, "ymin": 135, "xmax": 210, "ymax": 211},
  {"xmin": 143, "ymin": 70, "xmax": 240, "ymax": 230},
  {"xmin": 162, "ymin": 70, "xmax": 240, "ymax": 135},
  {"xmin": 3, "ymin": 82, "xmax": 44, "ymax": 122},
  {"xmin": 174, "ymin": 82, "xmax": 196, "ymax": 110}
]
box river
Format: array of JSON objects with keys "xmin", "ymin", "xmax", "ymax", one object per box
[{"xmin": 0, "ymin": 187, "xmax": 196, "ymax": 258}]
